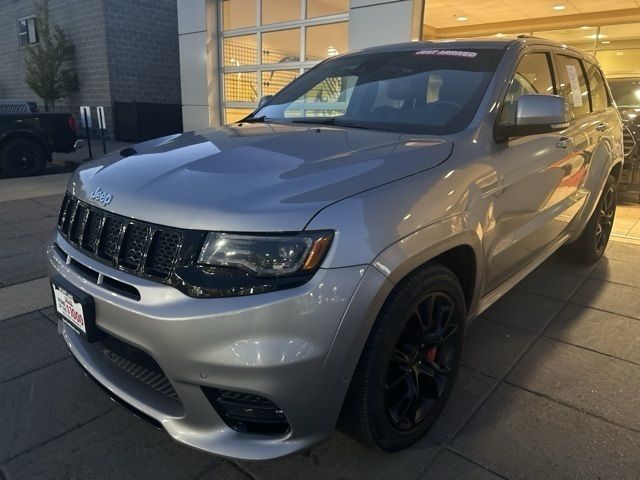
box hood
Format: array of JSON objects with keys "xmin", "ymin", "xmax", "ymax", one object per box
[{"xmin": 70, "ymin": 123, "xmax": 452, "ymax": 232}]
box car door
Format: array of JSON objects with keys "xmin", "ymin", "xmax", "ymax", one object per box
[{"xmin": 484, "ymin": 49, "xmax": 589, "ymax": 292}]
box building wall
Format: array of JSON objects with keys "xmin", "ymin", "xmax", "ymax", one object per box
[
  {"xmin": 178, "ymin": 0, "xmax": 424, "ymax": 130},
  {"xmin": 0, "ymin": 0, "xmax": 181, "ymax": 139},
  {"xmin": 177, "ymin": 0, "xmax": 210, "ymax": 132},
  {"xmin": 104, "ymin": 0, "xmax": 181, "ymax": 104},
  {"xmin": 0, "ymin": 0, "xmax": 110, "ymax": 120}
]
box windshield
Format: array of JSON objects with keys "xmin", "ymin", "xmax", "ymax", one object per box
[
  {"xmin": 252, "ymin": 48, "xmax": 505, "ymax": 135},
  {"xmin": 609, "ymin": 79, "xmax": 640, "ymax": 108}
]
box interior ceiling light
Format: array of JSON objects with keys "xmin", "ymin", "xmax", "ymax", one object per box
[
  {"xmin": 601, "ymin": 40, "xmax": 611, "ymax": 44},
  {"xmin": 457, "ymin": 16, "xmax": 468, "ymax": 21},
  {"xmin": 553, "ymin": 4, "xmax": 566, "ymax": 10}
]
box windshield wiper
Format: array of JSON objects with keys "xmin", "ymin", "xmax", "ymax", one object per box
[
  {"xmin": 291, "ymin": 117, "xmax": 371, "ymax": 130},
  {"xmin": 241, "ymin": 115, "xmax": 268, "ymax": 123}
]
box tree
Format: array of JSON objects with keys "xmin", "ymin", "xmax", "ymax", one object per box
[{"xmin": 24, "ymin": 0, "xmax": 77, "ymax": 111}]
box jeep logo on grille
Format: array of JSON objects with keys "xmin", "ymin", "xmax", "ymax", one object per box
[{"xmin": 90, "ymin": 187, "xmax": 113, "ymax": 207}]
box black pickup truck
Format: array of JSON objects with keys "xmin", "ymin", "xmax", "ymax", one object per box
[{"xmin": 0, "ymin": 111, "xmax": 81, "ymax": 177}]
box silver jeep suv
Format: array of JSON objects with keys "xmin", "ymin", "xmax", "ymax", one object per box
[{"xmin": 48, "ymin": 38, "xmax": 623, "ymax": 460}]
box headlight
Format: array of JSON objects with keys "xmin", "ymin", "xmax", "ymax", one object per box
[{"xmin": 198, "ymin": 231, "xmax": 333, "ymax": 277}]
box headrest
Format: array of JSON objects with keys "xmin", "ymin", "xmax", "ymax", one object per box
[{"xmin": 386, "ymin": 75, "xmax": 419, "ymax": 100}]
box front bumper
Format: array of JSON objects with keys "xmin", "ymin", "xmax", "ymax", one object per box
[{"xmin": 47, "ymin": 233, "xmax": 389, "ymax": 460}]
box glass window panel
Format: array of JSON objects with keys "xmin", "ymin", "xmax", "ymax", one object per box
[
  {"xmin": 585, "ymin": 62, "xmax": 609, "ymax": 112},
  {"xmin": 555, "ymin": 54, "xmax": 590, "ymax": 118},
  {"xmin": 262, "ymin": 0, "xmax": 300, "ymax": 25},
  {"xmin": 305, "ymin": 22, "xmax": 348, "ymax": 62},
  {"xmin": 533, "ymin": 27, "xmax": 597, "ymax": 52},
  {"xmin": 223, "ymin": 34, "xmax": 258, "ymax": 67},
  {"xmin": 262, "ymin": 70, "xmax": 300, "ymax": 96},
  {"xmin": 597, "ymin": 49, "xmax": 640, "ymax": 77},
  {"xmin": 222, "ymin": 0, "xmax": 257, "ymax": 30},
  {"xmin": 284, "ymin": 74, "xmax": 357, "ymax": 117},
  {"xmin": 598, "ymin": 23, "xmax": 640, "ymax": 50},
  {"xmin": 224, "ymin": 72, "xmax": 258, "ymax": 102},
  {"xmin": 262, "ymin": 29, "xmax": 300, "ymax": 64},
  {"xmin": 500, "ymin": 52, "xmax": 555, "ymax": 125},
  {"xmin": 17, "ymin": 19, "xmax": 28, "ymax": 47},
  {"xmin": 225, "ymin": 108, "xmax": 254, "ymax": 124},
  {"xmin": 18, "ymin": 17, "xmax": 38, "ymax": 46},
  {"xmin": 306, "ymin": 0, "xmax": 348, "ymax": 18}
]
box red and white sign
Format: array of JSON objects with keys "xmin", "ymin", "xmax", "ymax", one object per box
[{"xmin": 52, "ymin": 284, "xmax": 86, "ymax": 333}]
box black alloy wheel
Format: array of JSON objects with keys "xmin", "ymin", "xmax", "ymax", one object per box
[
  {"xmin": 561, "ymin": 174, "xmax": 617, "ymax": 264},
  {"xmin": 339, "ymin": 264, "xmax": 466, "ymax": 452},
  {"xmin": 385, "ymin": 292, "xmax": 459, "ymax": 431},
  {"xmin": 595, "ymin": 183, "xmax": 616, "ymax": 255},
  {"xmin": 0, "ymin": 138, "xmax": 47, "ymax": 177}
]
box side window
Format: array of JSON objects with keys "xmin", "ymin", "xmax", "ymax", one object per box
[
  {"xmin": 555, "ymin": 55, "xmax": 590, "ymax": 118},
  {"xmin": 586, "ymin": 62, "xmax": 609, "ymax": 112},
  {"xmin": 499, "ymin": 52, "xmax": 555, "ymax": 125}
]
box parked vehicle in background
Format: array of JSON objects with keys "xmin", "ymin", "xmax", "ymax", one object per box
[
  {"xmin": 0, "ymin": 111, "xmax": 81, "ymax": 176},
  {"xmin": 48, "ymin": 38, "xmax": 622, "ymax": 460},
  {"xmin": 608, "ymin": 78, "xmax": 640, "ymax": 198},
  {"xmin": 0, "ymin": 99, "xmax": 32, "ymax": 114}
]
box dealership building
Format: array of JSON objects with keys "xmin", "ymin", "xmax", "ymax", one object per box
[{"xmin": 177, "ymin": 0, "xmax": 640, "ymax": 131}]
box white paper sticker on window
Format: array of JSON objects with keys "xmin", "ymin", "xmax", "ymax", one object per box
[{"xmin": 565, "ymin": 64, "xmax": 583, "ymax": 107}]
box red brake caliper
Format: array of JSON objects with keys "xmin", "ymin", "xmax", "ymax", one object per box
[{"xmin": 425, "ymin": 347, "xmax": 437, "ymax": 363}]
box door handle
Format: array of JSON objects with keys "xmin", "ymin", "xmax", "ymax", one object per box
[
  {"xmin": 557, "ymin": 136, "xmax": 570, "ymax": 149},
  {"xmin": 596, "ymin": 123, "xmax": 608, "ymax": 132}
]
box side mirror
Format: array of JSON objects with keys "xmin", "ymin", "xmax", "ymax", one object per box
[
  {"xmin": 496, "ymin": 94, "xmax": 570, "ymax": 140},
  {"xmin": 258, "ymin": 95, "xmax": 273, "ymax": 109}
]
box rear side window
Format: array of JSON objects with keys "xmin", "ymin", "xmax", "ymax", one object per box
[
  {"xmin": 586, "ymin": 63, "xmax": 609, "ymax": 112},
  {"xmin": 555, "ymin": 55, "xmax": 590, "ymax": 118},
  {"xmin": 499, "ymin": 52, "xmax": 555, "ymax": 125}
]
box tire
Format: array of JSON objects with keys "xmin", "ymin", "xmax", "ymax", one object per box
[
  {"xmin": 0, "ymin": 138, "xmax": 47, "ymax": 177},
  {"xmin": 563, "ymin": 174, "xmax": 617, "ymax": 264},
  {"xmin": 339, "ymin": 264, "xmax": 466, "ymax": 451}
]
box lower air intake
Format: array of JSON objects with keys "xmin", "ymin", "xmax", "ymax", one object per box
[{"xmin": 202, "ymin": 387, "xmax": 290, "ymax": 435}]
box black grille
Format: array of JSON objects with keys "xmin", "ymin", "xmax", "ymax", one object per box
[
  {"xmin": 58, "ymin": 194, "xmax": 182, "ymax": 281},
  {"xmin": 148, "ymin": 230, "xmax": 182, "ymax": 277},
  {"xmin": 120, "ymin": 224, "xmax": 150, "ymax": 270},
  {"xmin": 97, "ymin": 333, "xmax": 180, "ymax": 402},
  {"xmin": 81, "ymin": 210, "xmax": 103, "ymax": 253},
  {"xmin": 99, "ymin": 217, "xmax": 124, "ymax": 261}
]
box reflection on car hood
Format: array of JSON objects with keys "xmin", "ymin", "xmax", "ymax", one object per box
[{"xmin": 69, "ymin": 123, "xmax": 453, "ymax": 232}]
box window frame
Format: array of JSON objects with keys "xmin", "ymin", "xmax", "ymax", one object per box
[
  {"xmin": 17, "ymin": 15, "xmax": 38, "ymax": 47},
  {"xmin": 584, "ymin": 60, "xmax": 612, "ymax": 112},
  {"xmin": 218, "ymin": 0, "xmax": 349, "ymax": 124}
]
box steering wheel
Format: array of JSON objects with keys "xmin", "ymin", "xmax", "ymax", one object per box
[{"xmin": 430, "ymin": 100, "xmax": 462, "ymax": 111}]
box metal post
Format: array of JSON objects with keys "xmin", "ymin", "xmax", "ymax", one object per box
[
  {"xmin": 83, "ymin": 109, "xmax": 93, "ymax": 160},
  {"xmin": 101, "ymin": 126, "xmax": 107, "ymax": 155}
]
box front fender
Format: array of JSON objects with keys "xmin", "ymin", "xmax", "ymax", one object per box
[
  {"xmin": 371, "ymin": 213, "xmax": 484, "ymax": 318},
  {"xmin": 568, "ymin": 134, "xmax": 623, "ymax": 239}
]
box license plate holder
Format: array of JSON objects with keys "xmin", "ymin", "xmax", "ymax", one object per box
[{"xmin": 51, "ymin": 275, "xmax": 102, "ymax": 342}]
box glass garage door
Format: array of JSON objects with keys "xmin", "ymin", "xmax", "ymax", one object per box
[{"xmin": 220, "ymin": 0, "xmax": 349, "ymax": 123}]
